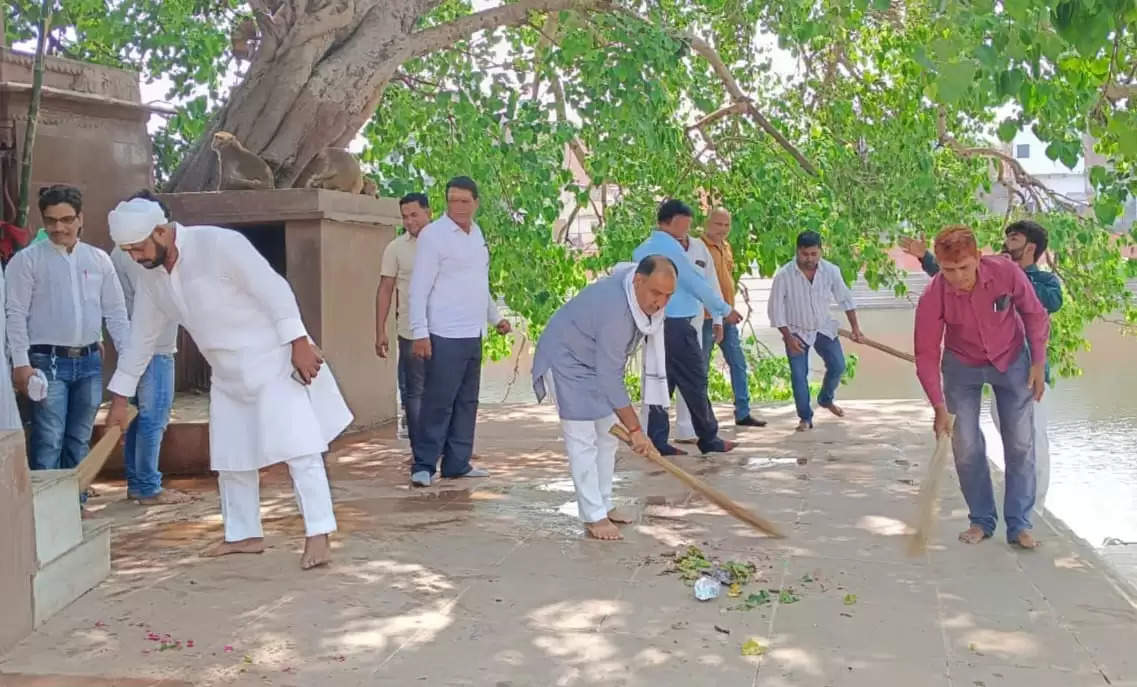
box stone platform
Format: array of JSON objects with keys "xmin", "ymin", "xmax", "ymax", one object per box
[
  {"xmin": 91, "ymin": 392, "xmax": 211, "ymax": 479},
  {"xmin": 3, "ymin": 401, "xmax": 1136, "ymax": 686}
]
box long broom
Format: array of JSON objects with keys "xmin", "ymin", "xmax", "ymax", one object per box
[
  {"xmin": 609, "ymin": 424, "xmax": 785, "ymax": 538},
  {"xmin": 835, "ymin": 328, "xmax": 955, "ymax": 556},
  {"xmin": 75, "ymin": 406, "xmax": 138, "ymax": 492}
]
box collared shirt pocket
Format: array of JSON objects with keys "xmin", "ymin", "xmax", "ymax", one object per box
[{"xmin": 82, "ymin": 269, "xmax": 104, "ymax": 302}]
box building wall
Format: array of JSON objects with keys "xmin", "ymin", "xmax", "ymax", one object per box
[{"xmin": 0, "ymin": 430, "xmax": 35, "ymax": 654}]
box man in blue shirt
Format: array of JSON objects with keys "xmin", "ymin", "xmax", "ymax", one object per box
[
  {"xmin": 902, "ymin": 219, "xmax": 1062, "ymax": 512},
  {"xmin": 633, "ymin": 200, "xmax": 742, "ymax": 455}
]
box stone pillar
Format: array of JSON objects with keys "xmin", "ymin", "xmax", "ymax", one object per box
[
  {"xmin": 159, "ymin": 189, "xmax": 401, "ymax": 429},
  {"xmin": 0, "ymin": 430, "xmax": 35, "ymax": 653}
]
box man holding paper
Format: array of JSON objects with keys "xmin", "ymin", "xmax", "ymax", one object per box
[{"xmin": 103, "ymin": 197, "xmax": 353, "ymax": 570}]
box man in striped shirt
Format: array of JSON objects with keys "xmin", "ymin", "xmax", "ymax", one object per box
[{"xmin": 767, "ymin": 231, "xmax": 864, "ymax": 431}]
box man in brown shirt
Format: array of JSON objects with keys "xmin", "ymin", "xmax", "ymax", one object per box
[{"xmin": 702, "ymin": 208, "xmax": 765, "ymax": 427}]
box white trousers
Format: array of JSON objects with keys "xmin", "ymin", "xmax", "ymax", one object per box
[
  {"xmin": 560, "ymin": 414, "xmax": 619, "ymax": 524},
  {"xmin": 673, "ymin": 315, "xmax": 706, "ymax": 440},
  {"xmin": 217, "ymin": 453, "xmax": 337, "ymax": 542},
  {"xmin": 990, "ymin": 390, "xmax": 1051, "ymax": 512}
]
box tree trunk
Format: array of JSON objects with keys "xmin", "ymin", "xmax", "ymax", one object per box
[{"xmin": 166, "ymin": 0, "xmax": 606, "ymax": 192}]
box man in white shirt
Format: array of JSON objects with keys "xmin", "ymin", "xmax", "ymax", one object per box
[
  {"xmin": 375, "ymin": 193, "xmax": 431, "ymax": 446},
  {"xmin": 110, "ymin": 190, "xmax": 193, "ymax": 506},
  {"xmin": 104, "ymin": 197, "xmax": 352, "ymax": 570},
  {"xmin": 671, "ymin": 233, "xmax": 721, "ymax": 442},
  {"xmin": 407, "ymin": 177, "xmax": 510, "ymax": 487},
  {"xmin": 6, "ymin": 185, "xmax": 130, "ymax": 482},
  {"xmin": 767, "ymin": 231, "xmax": 865, "ymax": 431}
]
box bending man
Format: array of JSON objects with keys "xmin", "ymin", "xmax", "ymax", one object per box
[
  {"xmin": 104, "ymin": 198, "xmax": 353, "ymax": 569},
  {"xmin": 914, "ymin": 226, "xmax": 1049, "ymax": 549},
  {"xmin": 532, "ymin": 256, "xmax": 671, "ymax": 540}
]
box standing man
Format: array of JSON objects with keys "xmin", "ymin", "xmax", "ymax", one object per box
[
  {"xmin": 632, "ymin": 199, "xmax": 742, "ymax": 456},
  {"xmin": 408, "ymin": 177, "xmax": 510, "ymax": 487},
  {"xmin": 767, "ymin": 231, "xmax": 864, "ymax": 432},
  {"xmin": 532, "ymin": 256, "xmax": 672, "ymax": 540},
  {"xmin": 914, "ymin": 225, "xmax": 1049, "ymax": 549},
  {"xmin": 702, "ymin": 208, "xmax": 766, "ymax": 428},
  {"xmin": 110, "ymin": 190, "xmax": 192, "ymax": 505},
  {"xmin": 6, "ymin": 185, "xmax": 130, "ymax": 480},
  {"xmin": 901, "ymin": 220, "xmax": 1061, "ymax": 511},
  {"xmin": 671, "ymin": 230, "xmax": 722, "ymax": 443},
  {"xmin": 375, "ymin": 193, "xmax": 432, "ymax": 445},
  {"xmin": 104, "ymin": 197, "xmax": 352, "ymax": 570}
]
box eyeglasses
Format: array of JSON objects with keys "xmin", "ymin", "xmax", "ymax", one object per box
[{"xmin": 43, "ymin": 215, "xmax": 79, "ymax": 227}]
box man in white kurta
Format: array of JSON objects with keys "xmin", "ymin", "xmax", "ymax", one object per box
[{"xmin": 103, "ymin": 198, "xmax": 352, "ymax": 570}]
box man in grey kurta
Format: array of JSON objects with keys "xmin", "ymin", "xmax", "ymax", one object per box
[{"xmin": 532, "ymin": 255, "xmax": 675, "ymax": 540}]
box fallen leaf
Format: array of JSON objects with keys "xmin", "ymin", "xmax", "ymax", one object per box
[
  {"xmin": 243, "ymin": 655, "xmax": 253, "ymax": 664},
  {"xmin": 843, "ymin": 594, "xmax": 857, "ymax": 605},
  {"xmin": 714, "ymin": 625, "xmax": 731, "ymax": 635},
  {"xmin": 741, "ymin": 639, "xmax": 767, "ymax": 656},
  {"xmin": 727, "ymin": 582, "xmax": 743, "ymax": 598},
  {"xmin": 840, "ymin": 612, "xmax": 853, "ymax": 618},
  {"xmin": 778, "ymin": 589, "xmax": 800, "ymax": 604}
]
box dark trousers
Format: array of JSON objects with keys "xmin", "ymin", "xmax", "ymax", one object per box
[
  {"xmin": 648, "ymin": 318, "xmax": 724, "ymax": 453},
  {"xmin": 397, "ymin": 336, "xmax": 426, "ymax": 445},
  {"xmin": 412, "ymin": 335, "xmax": 481, "ymax": 477}
]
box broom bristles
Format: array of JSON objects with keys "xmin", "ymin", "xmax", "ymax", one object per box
[{"xmin": 906, "ymin": 429, "xmax": 954, "ymax": 557}]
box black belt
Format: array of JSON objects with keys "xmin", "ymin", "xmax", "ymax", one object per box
[{"xmin": 29, "ymin": 343, "xmax": 99, "ymax": 358}]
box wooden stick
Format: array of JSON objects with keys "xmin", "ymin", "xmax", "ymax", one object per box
[
  {"xmin": 74, "ymin": 407, "xmax": 138, "ymax": 492},
  {"xmin": 609, "ymin": 424, "xmax": 786, "ymax": 538},
  {"xmin": 906, "ymin": 420, "xmax": 954, "ymax": 557},
  {"xmin": 838, "ymin": 328, "xmax": 916, "ymax": 364}
]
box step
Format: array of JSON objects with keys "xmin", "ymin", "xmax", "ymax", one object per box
[
  {"xmin": 32, "ymin": 518, "xmax": 111, "ymax": 627},
  {"xmin": 30, "ymin": 469, "xmax": 83, "ymax": 567}
]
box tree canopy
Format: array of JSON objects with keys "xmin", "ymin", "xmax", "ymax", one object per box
[{"xmin": 6, "ymin": 0, "xmax": 1136, "ymax": 377}]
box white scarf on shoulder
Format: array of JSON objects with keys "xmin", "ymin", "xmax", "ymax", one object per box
[{"xmin": 616, "ymin": 263, "xmax": 669, "ymax": 407}]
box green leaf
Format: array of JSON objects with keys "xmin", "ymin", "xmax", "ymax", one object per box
[
  {"xmin": 997, "ymin": 69, "xmax": 1025, "ymax": 98},
  {"xmin": 997, "ymin": 119, "xmax": 1020, "ymax": 143},
  {"xmin": 1095, "ymin": 199, "xmax": 1121, "ymax": 227},
  {"xmin": 935, "ymin": 60, "xmax": 978, "ymax": 105}
]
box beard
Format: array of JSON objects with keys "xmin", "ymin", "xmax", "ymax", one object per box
[
  {"xmin": 139, "ymin": 242, "xmax": 168, "ymax": 269},
  {"xmin": 1002, "ymin": 243, "xmax": 1024, "ymax": 261}
]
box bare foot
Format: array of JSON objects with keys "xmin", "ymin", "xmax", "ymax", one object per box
[
  {"xmin": 201, "ymin": 537, "xmax": 266, "ymax": 558},
  {"xmin": 137, "ymin": 489, "xmax": 197, "ymax": 506},
  {"xmin": 1010, "ymin": 531, "xmax": 1039, "ymax": 550},
  {"xmin": 958, "ymin": 526, "xmax": 990, "ymax": 544},
  {"xmin": 821, "ymin": 403, "xmax": 845, "ymax": 418},
  {"xmin": 607, "ymin": 508, "xmax": 635, "ymax": 524},
  {"xmin": 301, "ymin": 534, "xmax": 332, "ymax": 570},
  {"xmin": 795, "ymin": 420, "xmax": 813, "ymax": 432},
  {"xmin": 585, "ymin": 520, "xmax": 623, "ymax": 540}
]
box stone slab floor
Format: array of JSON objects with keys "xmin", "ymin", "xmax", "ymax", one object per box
[{"xmin": 3, "ymin": 400, "xmax": 1136, "ymax": 687}]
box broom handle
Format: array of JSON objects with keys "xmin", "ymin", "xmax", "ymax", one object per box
[
  {"xmin": 608, "ymin": 424, "xmax": 785, "ymax": 538},
  {"xmin": 838, "ymin": 328, "xmax": 916, "ymax": 364}
]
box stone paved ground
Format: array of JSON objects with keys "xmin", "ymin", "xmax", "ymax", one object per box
[{"xmin": 3, "ymin": 401, "xmax": 1136, "ymax": 687}]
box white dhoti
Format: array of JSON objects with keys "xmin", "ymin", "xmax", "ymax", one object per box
[
  {"xmin": 560, "ymin": 415, "xmax": 620, "ymax": 524},
  {"xmin": 990, "ymin": 390, "xmax": 1050, "ymax": 512},
  {"xmin": 218, "ymin": 453, "xmax": 337, "ymax": 541}
]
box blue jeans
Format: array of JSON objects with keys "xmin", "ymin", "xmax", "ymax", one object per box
[
  {"xmin": 397, "ymin": 336, "xmax": 426, "ymax": 445},
  {"xmin": 785, "ymin": 332, "xmax": 845, "ymax": 425},
  {"xmin": 943, "ymin": 348, "xmax": 1036, "ymax": 541},
  {"xmin": 123, "ymin": 354, "xmax": 175, "ymax": 499},
  {"xmin": 28, "ymin": 350, "xmax": 104, "ymax": 498},
  {"xmin": 701, "ymin": 320, "xmax": 752, "ymax": 421}
]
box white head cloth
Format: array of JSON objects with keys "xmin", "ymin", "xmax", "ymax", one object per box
[{"xmin": 108, "ymin": 198, "xmax": 168, "ymax": 246}]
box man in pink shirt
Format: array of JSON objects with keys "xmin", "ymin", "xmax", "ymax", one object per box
[{"xmin": 914, "ymin": 226, "xmax": 1049, "ymax": 549}]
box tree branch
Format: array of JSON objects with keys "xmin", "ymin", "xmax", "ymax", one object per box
[
  {"xmin": 405, "ymin": 0, "xmax": 608, "ymax": 62},
  {"xmin": 936, "ymin": 109, "xmax": 1087, "ymax": 212}
]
